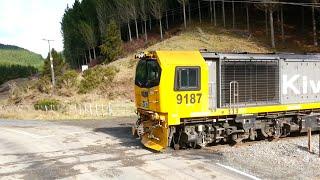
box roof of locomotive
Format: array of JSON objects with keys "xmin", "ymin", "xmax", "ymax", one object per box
[
  {"xmin": 155, "ymin": 51, "xmax": 207, "ymax": 66},
  {"xmin": 201, "ymin": 52, "xmax": 320, "ymax": 61}
]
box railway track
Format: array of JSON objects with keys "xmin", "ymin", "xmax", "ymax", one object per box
[{"xmin": 202, "ymin": 132, "xmax": 319, "ymax": 152}]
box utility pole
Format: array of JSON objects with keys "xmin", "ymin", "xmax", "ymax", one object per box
[{"xmin": 43, "ymin": 39, "xmax": 55, "ymax": 87}]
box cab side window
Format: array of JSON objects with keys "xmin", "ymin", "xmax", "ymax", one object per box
[{"xmin": 175, "ymin": 67, "xmax": 200, "ymax": 91}]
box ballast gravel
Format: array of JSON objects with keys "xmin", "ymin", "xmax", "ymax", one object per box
[{"xmin": 205, "ymin": 135, "xmax": 320, "ymax": 179}]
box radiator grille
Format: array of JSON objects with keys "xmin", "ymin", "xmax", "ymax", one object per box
[{"xmin": 221, "ymin": 60, "xmax": 280, "ymax": 107}]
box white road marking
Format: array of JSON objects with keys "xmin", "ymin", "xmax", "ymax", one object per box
[{"xmin": 216, "ymin": 163, "xmax": 261, "ymax": 180}]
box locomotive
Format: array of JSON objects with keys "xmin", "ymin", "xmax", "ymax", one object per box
[{"xmin": 134, "ymin": 51, "xmax": 320, "ymax": 151}]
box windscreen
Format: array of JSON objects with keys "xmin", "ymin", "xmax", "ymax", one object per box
[{"xmin": 135, "ymin": 59, "xmax": 161, "ymax": 88}]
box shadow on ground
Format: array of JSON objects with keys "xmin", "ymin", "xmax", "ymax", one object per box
[{"xmin": 94, "ymin": 125, "xmax": 143, "ymax": 149}]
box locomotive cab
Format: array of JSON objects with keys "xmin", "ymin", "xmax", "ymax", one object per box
[{"xmin": 134, "ymin": 51, "xmax": 209, "ymax": 151}]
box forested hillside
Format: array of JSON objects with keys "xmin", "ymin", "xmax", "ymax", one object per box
[
  {"xmin": 0, "ymin": 43, "xmax": 44, "ymax": 68},
  {"xmin": 0, "ymin": 44, "xmax": 42, "ymax": 85},
  {"xmin": 62, "ymin": 0, "xmax": 320, "ymax": 69}
]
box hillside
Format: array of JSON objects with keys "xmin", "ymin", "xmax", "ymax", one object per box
[
  {"xmin": 0, "ymin": 25, "xmax": 285, "ymax": 120},
  {"xmin": 108, "ymin": 25, "xmax": 271, "ymax": 101},
  {"xmin": 0, "ymin": 43, "xmax": 44, "ymax": 69}
]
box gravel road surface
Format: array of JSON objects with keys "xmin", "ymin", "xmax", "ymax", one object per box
[
  {"xmin": 0, "ymin": 118, "xmax": 252, "ymax": 180},
  {"xmin": 0, "ymin": 118, "xmax": 319, "ymax": 180}
]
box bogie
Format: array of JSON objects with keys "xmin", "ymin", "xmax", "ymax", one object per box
[{"xmin": 170, "ymin": 113, "xmax": 320, "ymax": 150}]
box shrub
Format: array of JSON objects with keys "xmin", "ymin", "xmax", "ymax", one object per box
[
  {"xmin": 78, "ymin": 66, "xmax": 118, "ymax": 94},
  {"xmin": 42, "ymin": 49, "xmax": 66, "ymax": 78},
  {"xmin": 100, "ymin": 20, "xmax": 122, "ymax": 63},
  {"xmin": 57, "ymin": 70, "xmax": 78, "ymax": 89},
  {"xmin": 34, "ymin": 99, "xmax": 60, "ymax": 111},
  {"xmin": 8, "ymin": 83, "xmax": 23, "ymax": 104},
  {"xmin": 35, "ymin": 76, "xmax": 52, "ymax": 94}
]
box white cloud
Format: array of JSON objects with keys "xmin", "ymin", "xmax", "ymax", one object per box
[{"xmin": 0, "ymin": 0, "xmax": 75, "ymax": 58}]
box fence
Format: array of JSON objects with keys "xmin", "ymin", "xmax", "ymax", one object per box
[
  {"xmin": 69, "ymin": 103, "xmax": 135, "ymax": 117},
  {"xmin": 0, "ymin": 102, "xmax": 136, "ymax": 118}
]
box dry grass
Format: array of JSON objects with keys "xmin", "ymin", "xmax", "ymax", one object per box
[
  {"xmin": 3, "ymin": 24, "xmax": 309, "ymax": 120},
  {"xmin": 0, "ymin": 100, "xmax": 135, "ymax": 120},
  {"xmin": 147, "ymin": 26, "xmax": 270, "ymax": 53}
]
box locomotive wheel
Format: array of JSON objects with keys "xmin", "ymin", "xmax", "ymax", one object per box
[{"xmin": 231, "ymin": 133, "xmax": 246, "ymax": 144}]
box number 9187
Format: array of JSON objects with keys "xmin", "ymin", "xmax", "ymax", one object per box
[{"xmin": 177, "ymin": 93, "xmax": 202, "ymax": 104}]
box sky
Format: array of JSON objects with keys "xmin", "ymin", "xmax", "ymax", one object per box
[{"xmin": 0, "ymin": 0, "xmax": 75, "ymax": 58}]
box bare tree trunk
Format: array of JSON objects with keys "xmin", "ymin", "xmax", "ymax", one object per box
[
  {"xmin": 198, "ymin": 0, "xmax": 202, "ymax": 23},
  {"xmin": 135, "ymin": 18, "xmax": 139, "ymax": 39},
  {"xmin": 232, "ymin": 0, "xmax": 235, "ymax": 29},
  {"xmin": 246, "ymin": 4, "xmax": 250, "ymax": 32},
  {"xmin": 128, "ymin": 21, "xmax": 132, "ymax": 42},
  {"xmin": 301, "ymin": 7, "xmax": 305, "ymax": 33},
  {"xmin": 166, "ymin": 11, "xmax": 169, "ymax": 30},
  {"xmin": 265, "ymin": 8, "xmax": 268, "ymax": 37},
  {"xmin": 312, "ymin": 5, "xmax": 318, "ymax": 46},
  {"xmin": 141, "ymin": 20, "xmax": 144, "ymax": 34},
  {"xmin": 222, "ymin": 0, "xmax": 226, "ymax": 27},
  {"xmin": 213, "ymin": 0, "xmax": 217, "ymax": 26},
  {"xmin": 210, "ymin": 1, "xmax": 213, "ymax": 24},
  {"xmin": 183, "ymin": 2, "xmax": 187, "ymax": 28},
  {"xmin": 159, "ymin": 19, "xmax": 163, "ymax": 39},
  {"xmin": 172, "ymin": 10, "xmax": 175, "ymax": 23},
  {"xmin": 188, "ymin": 1, "xmax": 191, "ymax": 23},
  {"xmin": 84, "ymin": 52, "xmax": 88, "ymax": 65},
  {"xmin": 93, "ymin": 47, "xmax": 96, "ymax": 60},
  {"xmin": 149, "ymin": 16, "xmax": 152, "ymax": 30},
  {"xmin": 77, "ymin": 57, "xmax": 80, "ymax": 69},
  {"xmin": 144, "ymin": 20, "xmax": 148, "ymax": 41},
  {"xmin": 277, "ymin": 10, "xmax": 280, "ymax": 32},
  {"xmin": 281, "ymin": 7, "xmax": 284, "ymax": 42},
  {"xmin": 88, "ymin": 49, "xmax": 92, "ymax": 62},
  {"xmin": 269, "ymin": 10, "xmax": 275, "ymax": 48}
]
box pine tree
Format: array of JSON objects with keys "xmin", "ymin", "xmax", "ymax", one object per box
[
  {"xmin": 100, "ymin": 20, "xmax": 123, "ymax": 63},
  {"xmin": 43, "ymin": 49, "xmax": 66, "ymax": 78},
  {"xmin": 150, "ymin": 0, "xmax": 166, "ymax": 39},
  {"xmin": 255, "ymin": 0, "xmax": 279, "ymax": 48},
  {"xmin": 177, "ymin": 0, "xmax": 188, "ymax": 29}
]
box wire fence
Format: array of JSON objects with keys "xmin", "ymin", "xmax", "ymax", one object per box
[
  {"xmin": 70, "ymin": 103, "xmax": 135, "ymax": 117},
  {"xmin": 0, "ymin": 102, "xmax": 136, "ymax": 118}
]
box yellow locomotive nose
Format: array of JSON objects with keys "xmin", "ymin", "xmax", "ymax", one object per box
[
  {"xmin": 134, "ymin": 51, "xmax": 208, "ymax": 151},
  {"xmin": 133, "ymin": 111, "xmax": 168, "ymax": 151}
]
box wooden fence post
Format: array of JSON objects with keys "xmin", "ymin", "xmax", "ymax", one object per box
[
  {"xmin": 101, "ymin": 105, "xmax": 105, "ymax": 117},
  {"xmin": 308, "ymin": 128, "xmax": 312, "ymax": 152},
  {"xmin": 89, "ymin": 104, "xmax": 93, "ymax": 116},
  {"xmin": 108, "ymin": 102, "xmax": 112, "ymax": 116}
]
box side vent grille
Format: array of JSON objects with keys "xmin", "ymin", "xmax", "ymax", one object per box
[{"xmin": 220, "ymin": 60, "xmax": 280, "ymax": 107}]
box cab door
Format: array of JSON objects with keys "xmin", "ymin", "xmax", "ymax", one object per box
[
  {"xmin": 135, "ymin": 59, "xmax": 148, "ymax": 109},
  {"xmin": 174, "ymin": 66, "xmax": 205, "ymax": 117},
  {"xmin": 134, "ymin": 59, "xmax": 161, "ymax": 111}
]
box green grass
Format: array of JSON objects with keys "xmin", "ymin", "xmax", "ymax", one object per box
[{"xmin": 0, "ymin": 44, "xmax": 44, "ymax": 69}]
